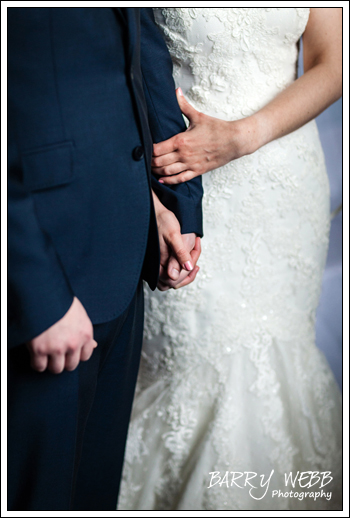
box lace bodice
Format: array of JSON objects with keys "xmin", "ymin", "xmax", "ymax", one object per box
[
  {"xmin": 154, "ymin": 7, "xmax": 309, "ymax": 119},
  {"xmin": 119, "ymin": 8, "xmax": 342, "ymax": 511}
]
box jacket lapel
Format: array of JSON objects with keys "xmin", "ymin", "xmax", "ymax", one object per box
[
  {"xmin": 114, "ymin": 8, "xmax": 152, "ymax": 177},
  {"xmin": 117, "ymin": 7, "xmax": 139, "ymax": 68}
]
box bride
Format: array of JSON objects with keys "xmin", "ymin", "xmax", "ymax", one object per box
[{"xmin": 118, "ymin": 7, "xmax": 342, "ymax": 510}]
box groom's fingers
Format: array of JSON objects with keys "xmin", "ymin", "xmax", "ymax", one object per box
[
  {"xmin": 157, "ymin": 280, "xmax": 171, "ymax": 291},
  {"xmin": 65, "ymin": 349, "xmax": 82, "ymax": 371},
  {"xmin": 166, "ymin": 255, "xmax": 181, "ymax": 281},
  {"xmin": 174, "ymin": 266, "xmax": 200, "ymax": 289},
  {"xmin": 158, "ymin": 262, "xmax": 178, "ymax": 282},
  {"xmin": 80, "ymin": 340, "xmax": 97, "ymax": 362},
  {"xmin": 47, "ymin": 353, "xmax": 66, "ymax": 375},
  {"xmin": 28, "ymin": 348, "xmax": 48, "ymax": 373}
]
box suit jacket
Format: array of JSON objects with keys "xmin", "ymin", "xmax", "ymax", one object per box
[{"xmin": 7, "ymin": 7, "xmax": 203, "ymax": 348}]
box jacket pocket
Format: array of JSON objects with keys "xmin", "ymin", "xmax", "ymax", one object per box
[{"xmin": 21, "ymin": 140, "xmax": 74, "ymax": 191}]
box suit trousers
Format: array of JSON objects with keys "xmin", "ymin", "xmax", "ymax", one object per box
[{"xmin": 8, "ymin": 280, "xmax": 144, "ymax": 511}]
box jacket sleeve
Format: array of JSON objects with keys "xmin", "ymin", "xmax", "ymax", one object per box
[
  {"xmin": 8, "ymin": 172, "xmax": 74, "ymax": 348},
  {"xmin": 139, "ymin": 7, "xmax": 203, "ymax": 237}
]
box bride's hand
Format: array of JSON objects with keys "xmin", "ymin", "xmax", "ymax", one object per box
[
  {"xmin": 152, "ymin": 88, "xmax": 256, "ymax": 185},
  {"xmin": 153, "ymin": 4, "xmax": 342, "ymax": 187}
]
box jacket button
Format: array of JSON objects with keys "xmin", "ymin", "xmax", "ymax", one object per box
[{"xmin": 132, "ymin": 146, "xmax": 144, "ymax": 161}]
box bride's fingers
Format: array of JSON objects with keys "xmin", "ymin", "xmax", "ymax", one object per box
[
  {"xmin": 153, "ymin": 137, "xmax": 178, "ymax": 157},
  {"xmin": 152, "ymin": 162, "xmax": 186, "ymax": 177},
  {"xmin": 152, "ymin": 152, "xmax": 180, "ymax": 169},
  {"xmin": 159, "ymin": 170, "xmax": 196, "ymax": 185}
]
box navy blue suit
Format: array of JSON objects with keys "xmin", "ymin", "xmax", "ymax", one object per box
[{"xmin": 7, "ymin": 8, "xmax": 203, "ymax": 510}]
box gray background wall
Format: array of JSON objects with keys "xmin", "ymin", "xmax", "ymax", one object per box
[
  {"xmin": 315, "ymin": 100, "xmax": 342, "ymax": 389},
  {"xmin": 299, "ymin": 43, "xmax": 342, "ymax": 389}
]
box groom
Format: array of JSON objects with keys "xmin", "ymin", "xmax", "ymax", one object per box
[{"xmin": 7, "ymin": 7, "xmax": 203, "ymax": 510}]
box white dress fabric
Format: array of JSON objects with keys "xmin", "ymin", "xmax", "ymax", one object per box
[{"xmin": 119, "ymin": 8, "xmax": 342, "ymax": 510}]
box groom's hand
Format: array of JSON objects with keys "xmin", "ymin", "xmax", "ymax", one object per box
[{"xmin": 26, "ymin": 297, "xmax": 97, "ymax": 374}]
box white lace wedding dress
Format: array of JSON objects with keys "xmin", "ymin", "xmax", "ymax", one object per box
[{"xmin": 118, "ymin": 8, "xmax": 342, "ymax": 510}]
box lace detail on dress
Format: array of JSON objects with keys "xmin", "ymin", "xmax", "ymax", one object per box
[
  {"xmin": 118, "ymin": 8, "xmax": 342, "ymax": 511},
  {"xmin": 155, "ymin": 7, "xmax": 310, "ymax": 119}
]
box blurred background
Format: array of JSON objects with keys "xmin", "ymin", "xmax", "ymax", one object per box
[
  {"xmin": 299, "ymin": 43, "xmax": 342, "ymax": 389},
  {"xmin": 315, "ymin": 99, "xmax": 342, "ymax": 390}
]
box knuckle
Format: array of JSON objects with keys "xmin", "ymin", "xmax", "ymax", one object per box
[
  {"xmin": 182, "ymin": 147, "xmax": 191, "ymax": 158},
  {"xmin": 168, "ymin": 229, "xmax": 180, "ymax": 241},
  {"xmin": 176, "ymin": 247, "xmax": 187, "ymax": 258},
  {"xmin": 53, "ymin": 343, "xmax": 65, "ymax": 355},
  {"xmin": 82, "ymin": 327, "xmax": 92, "ymax": 342},
  {"xmin": 196, "ymin": 110, "xmax": 204, "ymax": 122},
  {"xmin": 164, "ymin": 212, "xmax": 176, "ymax": 225},
  {"xmin": 67, "ymin": 340, "xmax": 79, "ymax": 353},
  {"xmin": 175, "ymin": 135, "xmax": 186, "ymax": 149},
  {"xmin": 34, "ymin": 343, "xmax": 47, "ymax": 355}
]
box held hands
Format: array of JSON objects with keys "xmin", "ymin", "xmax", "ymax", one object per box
[
  {"xmin": 26, "ymin": 297, "xmax": 97, "ymax": 374},
  {"xmin": 26, "ymin": 195, "xmax": 200, "ymax": 374},
  {"xmin": 152, "ymin": 190, "xmax": 201, "ymax": 290},
  {"xmin": 152, "ymin": 88, "xmax": 256, "ymax": 185}
]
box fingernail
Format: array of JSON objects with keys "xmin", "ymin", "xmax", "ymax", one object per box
[
  {"xmin": 184, "ymin": 261, "xmax": 193, "ymax": 271},
  {"xmin": 158, "ymin": 179, "xmax": 164, "ymax": 184},
  {"xmin": 178, "ymin": 87, "xmax": 183, "ymax": 96},
  {"xmin": 171, "ymin": 268, "xmax": 180, "ymax": 280}
]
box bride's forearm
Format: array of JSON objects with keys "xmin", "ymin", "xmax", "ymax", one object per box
[
  {"xmin": 239, "ymin": 7, "xmax": 342, "ymax": 155},
  {"xmin": 153, "ymin": 8, "xmax": 341, "ymax": 185},
  {"xmin": 244, "ymin": 62, "xmax": 342, "ymax": 153}
]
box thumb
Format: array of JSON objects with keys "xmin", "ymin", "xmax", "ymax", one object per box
[
  {"xmin": 164, "ymin": 230, "xmax": 193, "ymax": 272},
  {"xmin": 167, "ymin": 255, "xmax": 181, "ymax": 281},
  {"xmin": 176, "ymin": 87, "xmax": 198, "ymax": 123}
]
